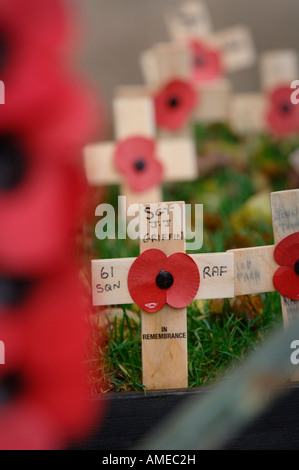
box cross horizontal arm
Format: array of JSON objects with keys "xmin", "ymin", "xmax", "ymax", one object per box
[
  {"xmin": 91, "ymin": 252, "xmax": 234, "ymax": 307},
  {"xmin": 157, "ymin": 138, "xmax": 198, "ymax": 182},
  {"xmin": 84, "ymin": 142, "xmax": 120, "ymax": 186},
  {"xmin": 228, "ymin": 245, "xmax": 277, "ymax": 296},
  {"xmin": 207, "ymin": 25, "xmax": 256, "ymax": 73}
]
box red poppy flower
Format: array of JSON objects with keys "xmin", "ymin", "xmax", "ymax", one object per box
[
  {"xmin": 0, "ymin": 156, "xmax": 87, "ymax": 275},
  {"xmin": 114, "ymin": 136, "xmax": 163, "ymax": 192},
  {"xmin": 273, "ymin": 232, "xmax": 299, "ymax": 300},
  {"xmin": 154, "ymin": 79, "xmax": 198, "ymax": 131},
  {"xmin": 128, "ymin": 249, "xmax": 200, "ymax": 312},
  {"xmin": 189, "ymin": 40, "xmax": 223, "ymax": 84},
  {"xmin": 0, "ymin": 0, "xmax": 70, "ymax": 60},
  {"xmin": 266, "ymin": 86, "xmax": 299, "ymax": 136},
  {"xmin": 0, "ymin": 270, "xmax": 102, "ymax": 449}
]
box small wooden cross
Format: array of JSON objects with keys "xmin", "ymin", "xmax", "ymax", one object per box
[
  {"xmin": 230, "ymin": 189, "xmax": 299, "ymax": 328},
  {"xmin": 92, "ymin": 200, "xmax": 234, "ymax": 390},
  {"xmin": 140, "ymin": 42, "xmax": 232, "ymax": 129},
  {"xmin": 92, "ymin": 189, "xmax": 299, "ymax": 389},
  {"xmin": 164, "ymin": 1, "xmax": 256, "ymax": 71},
  {"xmin": 229, "ymin": 49, "xmax": 298, "ymax": 134},
  {"xmin": 84, "ymin": 96, "xmax": 198, "ymax": 208}
]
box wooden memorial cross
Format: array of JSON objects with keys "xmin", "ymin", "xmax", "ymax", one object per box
[
  {"xmin": 229, "ymin": 49, "xmax": 298, "ymax": 134},
  {"xmin": 230, "ymin": 188, "xmax": 299, "ymax": 334},
  {"xmin": 139, "ymin": 42, "xmax": 232, "ymax": 129},
  {"xmin": 164, "ymin": 0, "xmax": 256, "ymax": 73},
  {"xmin": 92, "ymin": 201, "xmax": 234, "ymax": 390},
  {"xmin": 84, "ymin": 96, "xmax": 197, "ymax": 208},
  {"xmin": 230, "ymin": 189, "xmax": 299, "ymax": 383}
]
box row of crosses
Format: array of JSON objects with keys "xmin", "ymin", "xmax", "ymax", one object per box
[
  {"xmin": 83, "ymin": 1, "xmax": 299, "ymax": 391},
  {"xmin": 91, "ymin": 190, "xmax": 299, "ymax": 390}
]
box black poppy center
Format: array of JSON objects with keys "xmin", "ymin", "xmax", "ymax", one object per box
[
  {"xmin": 156, "ymin": 270, "xmax": 174, "ymax": 290},
  {"xmin": 0, "ymin": 135, "xmax": 26, "ymax": 191},
  {"xmin": 194, "ymin": 55, "xmax": 206, "ymax": 67},
  {"xmin": 0, "ymin": 372, "xmax": 23, "ymax": 406},
  {"xmin": 0, "ymin": 33, "xmax": 8, "ymax": 72},
  {"xmin": 134, "ymin": 159, "xmax": 146, "ymax": 172},
  {"xmin": 168, "ymin": 96, "xmax": 180, "ymax": 108},
  {"xmin": 294, "ymin": 260, "xmax": 299, "ymax": 276},
  {"xmin": 0, "ymin": 277, "xmax": 32, "ymax": 307},
  {"xmin": 280, "ymin": 102, "xmax": 292, "ymax": 114}
]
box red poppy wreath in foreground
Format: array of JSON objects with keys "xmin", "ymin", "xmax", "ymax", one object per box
[
  {"xmin": 114, "ymin": 136, "xmax": 163, "ymax": 192},
  {"xmin": 189, "ymin": 40, "xmax": 223, "ymax": 84},
  {"xmin": 266, "ymin": 86, "xmax": 299, "ymax": 136},
  {"xmin": 154, "ymin": 79, "xmax": 198, "ymax": 131},
  {"xmin": 128, "ymin": 249, "xmax": 200, "ymax": 312},
  {"xmin": 273, "ymin": 232, "xmax": 299, "ymax": 300}
]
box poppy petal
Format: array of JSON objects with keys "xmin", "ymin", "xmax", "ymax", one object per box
[
  {"xmin": 128, "ymin": 249, "xmax": 167, "ymax": 312},
  {"xmin": 154, "ymin": 80, "xmax": 198, "ymax": 130},
  {"xmin": 274, "ymin": 232, "xmax": 299, "ymax": 268},
  {"xmin": 114, "ymin": 136, "xmax": 156, "ymax": 173},
  {"xmin": 189, "ymin": 40, "xmax": 223, "ymax": 84},
  {"xmin": 126, "ymin": 157, "xmax": 163, "ymax": 192},
  {"xmin": 166, "ymin": 253, "xmax": 200, "ymax": 308},
  {"xmin": 114, "ymin": 136, "xmax": 163, "ymax": 192},
  {"xmin": 266, "ymin": 86, "xmax": 299, "ymax": 136},
  {"xmin": 273, "ymin": 266, "xmax": 299, "ymax": 300}
]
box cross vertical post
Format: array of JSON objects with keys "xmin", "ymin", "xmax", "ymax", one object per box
[{"xmin": 139, "ymin": 201, "xmax": 188, "ymax": 389}]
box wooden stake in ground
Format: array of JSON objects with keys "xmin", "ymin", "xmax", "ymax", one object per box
[
  {"xmin": 91, "ymin": 201, "xmax": 234, "ymax": 390},
  {"xmin": 84, "ymin": 96, "xmax": 198, "ymax": 208}
]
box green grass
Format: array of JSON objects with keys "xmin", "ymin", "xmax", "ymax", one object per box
[
  {"xmin": 94, "ymin": 292, "xmax": 282, "ymax": 393},
  {"xmin": 89, "ymin": 123, "xmax": 297, "ymax": 393}
]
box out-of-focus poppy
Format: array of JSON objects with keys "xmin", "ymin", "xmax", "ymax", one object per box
[
  {"xmin": 154, "ymin": 79, "xmax": 198, "ymax": 130},
  {"xmin": 189, "ymin": 40, "xmax": 223, "ymax": 84},
  {"xmin": 0, "ymin": 270, "xmax": 102, "ymax": 449},
  {"xmin": 266, "ymin": 86, "xmax": 299, "ymax": 136},
  {"xmin": 114, "ymin": 136, "xmax": 163, "ymax": 192}
]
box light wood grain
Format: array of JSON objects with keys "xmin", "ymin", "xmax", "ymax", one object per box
[
  {"xmin": 208, "ymin": 25, "xmax": 256, "ymax": 73},
  {"xmin": 140, "ymin": 42, "xmax": 191, "ymax": 88},
  {"xmin": 84, "ymin": 141, "xmax": 120, "ymax": 185},
  {"xmin": 140, "ymin": 202, "xmax": 188, "ymax": 390},
  {"xmin": 228, "ymin": 245, "xmax": 277, "ymax": 296},
  {"xmin": 193, "ymin": 79, "xmax": 232, "ymax": 123},
  {"xmin": 164, "ymin": 0, "xmax": 213, "ymax": 41},
  {"xmin": 260, "ymin": 50, "xmax": 298, "ymax": 90},
  {"xmin": 113, "ymin": 96, "xmax": 155, "ymax": 139},
  {"xmin": 192, "ymin": 252, "xmax": 234, "ymax": 299},
  {"xmin": 229, "ymin": 93, "xmax": 266, "ymax": 134},
  {"xmin": 157, "ymin": 138, "xmax": 198, "ymax": 182}
]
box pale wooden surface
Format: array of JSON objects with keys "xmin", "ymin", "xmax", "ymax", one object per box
[
  {"xmin": 260, "ymin": 49, "xmax": 298, "ymax": 90},
  {"xmin": 271, "ymin": 189, "xmax": 299, "ymax": 329},
  {"xmin": 92, "ymin": 251, "xmax": 234, "ymax": 306},
  {"xmin": 192, "ymin": 252, "xmax": 234, "ymax": 299},
  {"xmin": 164, "ymin": 0, "xmax": 213, "ymax": 41},
  {"xmin": 121, "ymin": 183, "xmax": 163, "ymax": 211},
  {"xmin": 140, "ymin": 42, "xmax": 191, "ymax": 89},
  {"xmin": 207, "ymin": 25, "xmax": 256, "ymax": 73},
  {"xmin": 84, "ymin": 141, "xmax": 119, "ymax": 185},
  {"xmin": 139, "ymin": 202, "xmax": 188, "ymax": 390},
  {"xmin": 113, "ymin": 96, "xmax": 155, "ymax": 139},
  {"xmin": 228, "ymin": 245, "xmax": 276, "ymax": 296},
  {"xmin": 193, "ymin": 79, "xmax": 232, "ymax": 124},
  {"xmin": 157, "ymin": 138, "xmax": 198, "ymax": 181},
  {"xmin": 229, "ymin": 93, "xmax": 266, "ymax": 134}
]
